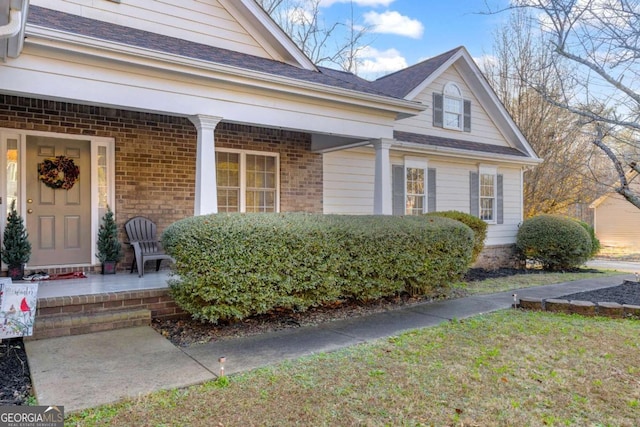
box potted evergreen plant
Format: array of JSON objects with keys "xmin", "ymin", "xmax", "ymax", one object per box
[
  {"xmin": 2, "ymin": 200, "xmax": 31, "ymax": 280},
  {"xmin": 96, "ymin": 206, "xmax": 123, "ymax": 274}
]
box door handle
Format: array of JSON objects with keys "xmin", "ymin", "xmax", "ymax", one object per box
[{"xmin": 27, "ymin": 209, "xmax": 33, "ymax": 214}]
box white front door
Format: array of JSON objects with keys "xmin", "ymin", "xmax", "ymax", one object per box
[{"xmin": 25, "ymin": 136, "xmax": 92, "ymax": 266}]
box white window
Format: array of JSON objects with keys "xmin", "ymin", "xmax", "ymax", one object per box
[
  {"xmin": 393, "ymin": 158, "xmax": 437, "ymax": 216},
  {"xmin": 443, "ymin": 83, "xmax": 463, "ymax": 130},
  {"xmin": 479, "ymin": 166, "xmax": 497, "ymax": 222},
  {"xmin": 216, "ymin": 149, "xmax": 279, "ymax": 213}
]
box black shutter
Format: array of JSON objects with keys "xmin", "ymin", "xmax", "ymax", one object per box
[
  {"xmin": 427, "ymin": 168, "xmax": 436, "ymax": 213},
  {"xmin": 392, "ymin": 165, "xmax": 405, "ymax": 216},
  {"xmin": 463, "ymin": 100, "xmax": 471, "ymax": 132},
  {"xmin": 470, "ymin": 171, "xmax": 479, "ymax": 217},
  {"xmin": 433, "ymin": 93, "xmax": 443, "ymax": 128},
  {"xmin": 497, "ymin": 174, "xmax": 504, "ymax": 224}
]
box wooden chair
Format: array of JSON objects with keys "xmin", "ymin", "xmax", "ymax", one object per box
[{"xmin": 124, "ymin": 216, "xmax": 174, "ymax": 277}]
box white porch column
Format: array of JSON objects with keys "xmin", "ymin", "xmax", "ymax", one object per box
[
  {"xmin": 189, "ymin": 115, "xmax": 222, "ymax": 216},
  {"xmin": 373, "ymin": 139, "xmax": 393, "ymax": 215}
]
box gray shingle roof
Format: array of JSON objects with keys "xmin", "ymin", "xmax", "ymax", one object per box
[
  {"xmin": 27, "ymin": 6, "xmax": 397, "ymax": 99},
  {"xmin": 372, "ymin": 47, "xmax": 463, "ymax": 98},
  {"xmin": 394, "ymin": 131, "xmax": 528, "ymax": 157}
]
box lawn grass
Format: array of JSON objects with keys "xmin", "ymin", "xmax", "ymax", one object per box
[
  {"xmin": 67, "ymin": 309, "xmax": 640, "ymax": 426},
  {"xmin": 462, "ymin": 269, "xmax": 624, "ymax": 295}
]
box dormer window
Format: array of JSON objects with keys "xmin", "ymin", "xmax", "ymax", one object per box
[{"xmin": 433, "ymin": 83, "xmax": 471, "ymax": 132}]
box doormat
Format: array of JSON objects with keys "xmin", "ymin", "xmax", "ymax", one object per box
[{"xmin": 23, "ymin": 271, "xmax": 87, "ymax": 281}]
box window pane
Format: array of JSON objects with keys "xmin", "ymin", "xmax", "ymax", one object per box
[
  {"xmin": 444, "ymin": 97, "xmax": 461, "ymax": 113},
  {"xmin": 480, "ymin": 198, "xmax": 494, "ymax": 221},
  {"xmin": 246, "ymin": 154, "xmax": 276, "ymax": 212},
  {"xmin": 480, "ymin": 174, "xmax": 494, "ymax": 197},
  {"xmin": 218, "ymin": 189, "xmax": 240, "ymax": 212},
  {"xmin": 6, "ymin": 139, "xmax": 18, "ymax": 215},
  {"xmin": 406, "ymin": 167, "xmax": 425, "ymax": 215},
  {"xmin": 216, "ymin": 152, "xmax": 240, "ymax": 212},
  {"xmin": 406, "ymin": 195, "xmax": 424, "ymax": 216}
]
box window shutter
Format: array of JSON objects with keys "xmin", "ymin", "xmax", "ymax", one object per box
[
  {"xmin": 469, "ymin": 171, "xmax": 479, "ymax": 217},
  {"xmin": 433, "ymin": 93, "xmax": 443, "ymax": 128},
  {"xmin": 392, "ymin": 165, "xmax": 405, "ymax": 215},
  {"xmin": 427, "ymin": 168, "xmax": 436, "ymax": 213},
  {"xmin": 497, "ymin": 174, "xmax": 504, "ymax": 224},
  {"xmin": 463, "ymin": 100, "xmax": 471, "ymax": 132}
]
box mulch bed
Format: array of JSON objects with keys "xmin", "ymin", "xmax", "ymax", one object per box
[
  {"xmin": 0, "ymin": 338, "xmax": 32, "ymax": 405},
  {"xmin": 557, "ymin": 281, "xmax": 640, "ymax": 306},
  {"xmin": 151, "ymin": 268, "xmax": 552, "ymax": 347}
]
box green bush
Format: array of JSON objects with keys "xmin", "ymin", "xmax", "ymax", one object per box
[
  {"xmin": 576, "ymin": 220, "xmax": 601, "ymax": 257},
  {"xmin": 425, "ymin": 211, "xmax": 487, "ymax": 263},
  {"xmin": 162, "ymin": 213, "xmax": 474, "ymax": 323},
  {"xmin": 516, "ymin": 214, "xmax": 593, "ymax": 271}
]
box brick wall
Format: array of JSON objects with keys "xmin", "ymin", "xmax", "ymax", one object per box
[{"xmin": 0, "ymin": 95, "xmax": 323, "ymax": 269}]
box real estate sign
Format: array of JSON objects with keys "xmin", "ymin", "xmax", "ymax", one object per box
[{"xmin": 0, "ymin": 279, "xmax": 38, "ymax": 339}]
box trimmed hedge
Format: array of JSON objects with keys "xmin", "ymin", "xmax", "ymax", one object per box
[
  {"xmin": 425, "ymin": 211, "xmax": 487, "ymax": 263},
  {"xmin": 162, "ymin": 213, "xmax": 474, "ymax": 323},
  {"xmin": 516, "ymin": 214, "xmax": 593, "ymax": 271}
]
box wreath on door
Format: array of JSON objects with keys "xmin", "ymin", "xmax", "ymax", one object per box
[{"xmin": 38, "ymin": 156, "xmax": 80, "ymax": 190}]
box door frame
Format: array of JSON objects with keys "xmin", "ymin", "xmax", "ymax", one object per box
[{"xmin": 0, "ymin": 128, "xmax": 116, "ymax": 269}]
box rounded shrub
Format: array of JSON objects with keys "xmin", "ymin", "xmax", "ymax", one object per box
[
  {"xmin": 162, "ymin": 213, "xmax": 474, "ymax": 323},
  {"xmin": 425, "ymin": 211, "xmax": 487, "ymax": 263},
  {"xmin": 516, "ymin": 214, "xmax": 592, "ymax": 271}
]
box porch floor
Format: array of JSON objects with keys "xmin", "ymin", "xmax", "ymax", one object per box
[{"xmin": 34, "ymin": 270, "xmax": 170, "ymax": 298}]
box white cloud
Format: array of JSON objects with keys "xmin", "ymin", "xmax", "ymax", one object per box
[
  {"xmin": 363, "ymin": 10, "xmax": 424, "ymax": 39},
  {"xmin": 320, "ymin": 0, "xmax": 395, "ymax": 7},
  {"xmin": 356, "ymin": 46, "xmax": 408, "ymax": 78},
  {"xmin": 473, "ymin": 54, "xmax": 497, "ymax": 71}
]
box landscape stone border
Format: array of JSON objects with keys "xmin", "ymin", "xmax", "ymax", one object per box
[{"xmin": 518, "ymin": 297, "xmax": 640, "ymax": 319}]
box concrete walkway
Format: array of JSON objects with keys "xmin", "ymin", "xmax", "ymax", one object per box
[{"xmin": 25, "ymin": 273, "xmax": 634, "ymax": 413}]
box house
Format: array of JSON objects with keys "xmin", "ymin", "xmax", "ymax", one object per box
[
  {"xmin": 590, "ymin": 173, "xmax": 640, "ymax": 250},
  {"xmin": 0, "ymin": 0, "xmax": 541, "ymax": 273}
]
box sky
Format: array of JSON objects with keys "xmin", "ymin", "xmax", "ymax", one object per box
[{"xmin": 312, "ymin": 0, "xmax": 511, "ymax": 78}]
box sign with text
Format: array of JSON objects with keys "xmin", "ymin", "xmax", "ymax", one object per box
[
  {"xmin": 0, "ymin": 406, "xmax": 64, "ymax": 427},
  {"xmin": 0, "ymin": 280, "xmax": 38, "ymax": 339}
]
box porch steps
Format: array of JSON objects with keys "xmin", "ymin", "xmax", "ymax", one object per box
[
  {"xmin": 30, "ymin": 288, "xmax": 186, "ymax": 340},
  {"xmin": 31, "ymin": 308, "xmax": 151, "ymax": 340}
]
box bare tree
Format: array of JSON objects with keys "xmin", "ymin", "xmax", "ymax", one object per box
[
  {"xmin": 488, "ymin": 0, "xmax": 640, "ymax": 209},
  {"xmin": 483, "ymin": 9, "xmax": 612, "ymax": 218},
  {"xmin": 256, "ymin": 0, "xmax": 370, "ymax": 72}
]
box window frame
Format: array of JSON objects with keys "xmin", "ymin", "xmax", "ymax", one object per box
[
  {"xmin": 443, "ymin": 83, "xmax": 463, "ymax": 131},
  {"xmin": 403, "ymin": 157, "xmax": 428, "ymax": 216},
  {"xmin": 215, "ymin": 148, "xmax": 280, "ymax": 213},
  {"xmin": 478, "ymin": 165, "xmax": 497, "ymax": 224}
]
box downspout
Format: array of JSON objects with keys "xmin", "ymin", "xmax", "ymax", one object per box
[{"xmin": 0, "ymin": 8, "xmax": 22, "ymax": 38}]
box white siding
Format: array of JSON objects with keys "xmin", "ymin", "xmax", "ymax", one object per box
[
  {"xmin": 323, "ymin": 149, "xmax": 375, "ymax": 214},
  {"xmin": 594, "ymin": 180, "xmax": 640, "ymax": 249},
  {"xmin": 323, "ymin": 148, "xmax": 524, "ymax": 245},
  {"xmin": 395, "ymin": 66, "xmax": 509, "ymax": 147},
  {"xmin": 30, "ymin": 0, "xmax": 275, "ymax": 59}
]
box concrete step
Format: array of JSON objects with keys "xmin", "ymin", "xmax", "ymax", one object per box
[{"xmin": 30, "ymin": 308, "xmax": 152, "ymax": 340}]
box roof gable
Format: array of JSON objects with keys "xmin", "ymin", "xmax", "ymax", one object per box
[
  {"xmin": 374, "ymin": 46, "xmax": 539, "ymax": 160},
  {"xmin": 28, "ymin": 0, "xmax": 316, "ymax": 70}
]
